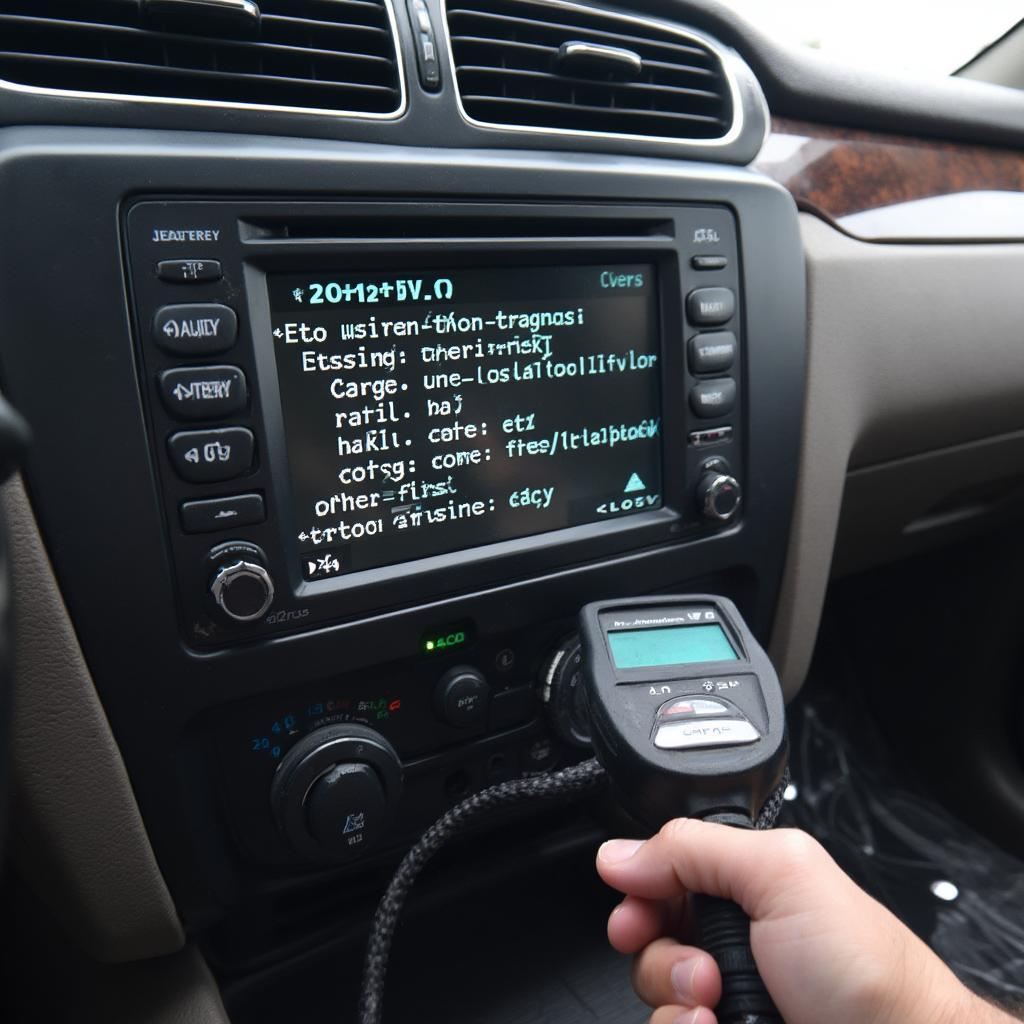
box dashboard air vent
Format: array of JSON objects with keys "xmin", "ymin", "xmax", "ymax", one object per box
[
  {"xmin": 445, "ymin": 0, "xmax": 734, "ymax": 142},
  {"xmin": 0, "ymin": 0, "xmax": 404, "ymax": 117}
]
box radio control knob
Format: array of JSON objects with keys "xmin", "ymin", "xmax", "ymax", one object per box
[
  {"xmin": 210, "ymin": 558, "xmax": 275, "ymax": 622},
  {"xmin": 697, "ymin": 472, "xmax": 742, "ymax": 524}
]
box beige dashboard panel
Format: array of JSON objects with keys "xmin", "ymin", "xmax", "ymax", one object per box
[
  {"xmin": 5, "ymin": 476, "xmax": 184, "ymax": 962},
  {"xmin": 771, "ymin": 214, "xmax": 1024, "ymax": 698}
]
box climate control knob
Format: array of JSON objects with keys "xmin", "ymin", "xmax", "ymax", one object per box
[
  {"xmin": 208, "ymin": 542, "xmax": 275, "ymax": 623},
  {"xmin": 270, "ymin": 724, "xmax": 403, "ymax": 861},
  {"xmin": 696, "ymin": 472, "xmax": 742, "ymax": 524},
  {"xmin": 434, "ymin": 666, "xmax": 490, "ymax": 728},
  {"xmin": 540, "ymin": 635, "xmax": 592, "ymax": 749}
]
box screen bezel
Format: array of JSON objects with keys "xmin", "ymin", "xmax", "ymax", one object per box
[{"xmin": 244, "ymin": 235, "xmax": 693, "ymax": 618}]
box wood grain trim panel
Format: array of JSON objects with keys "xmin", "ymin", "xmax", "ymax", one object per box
[{"xmin": 756, "ymin": 118, "xmax": 1024, "ymax": 241}]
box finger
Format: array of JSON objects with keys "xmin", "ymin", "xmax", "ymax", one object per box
[
  {"xmin": 608, "ymin": 896, "xmax": 670, "ymax": 954},
  {"xmin": 632, "ymin": 937, "xmax": 722, "ymax": 1010},
  {"xmin": 598, "ymin": 822, "xmax": 826, "ymax": 919},
  {"xmin": 650, "ymin": 1005, "xmax": 717, "ymax": 1024}
]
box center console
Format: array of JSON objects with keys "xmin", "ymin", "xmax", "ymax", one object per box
[{"xmin": 0, "ymin": 132, "xmax": 804, "ymax": 968}]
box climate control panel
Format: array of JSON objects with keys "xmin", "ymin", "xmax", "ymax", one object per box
[{"xmin": 209, "ymin": 614, "xmax": 639, "ymax": 866}]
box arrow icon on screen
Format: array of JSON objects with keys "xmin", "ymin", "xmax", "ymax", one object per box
[{"xmin": 624, "ymin": 473, "xmax": 646, "ymax": 493}]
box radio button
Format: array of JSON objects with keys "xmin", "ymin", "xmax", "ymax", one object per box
[
  {"xmin": 168, "ymin": 427, "xmax": 254, "ymax": 483},
  {"xmin": 154, "ymin": 303, "xmax": 237, "ymax": 356},
  {"xmin": 689, "ymin": 426, "xmax": 733, "ymax": 447},
  {"xmin": 159, "ymin": 365, "xmax": 247, "ymax": 421},
  {"xmin": 687, "ymin": 287, "xmax": 735, "ymax": 325},
  {"xmin": 156, "ymin": 259, "xmax": 222, "ymax": 283},
  {"xmin": 688, "ymin": 331, "xmax": 736, "ymax": 375},
  {"xmin": 181, "ymin": 493, "xmax": 265, "ymax": 534},
  {"xmin": 690, "ymin": 255, "xmax": 728, "ymax": 271},
  {"xmin": 690, "ymin": 379, "xmax": 736, "ymax": 418}
]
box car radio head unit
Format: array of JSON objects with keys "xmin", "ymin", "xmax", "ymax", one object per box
[
  {"xmin": 267, "ymin": 262, "xmax": 663, "ymax": 582},
  {"xmin": 124, "ymin": 200, "xmax": 745, "ymax": 646}
]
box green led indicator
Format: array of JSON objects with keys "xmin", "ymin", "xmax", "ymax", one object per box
[
  {"xmin": 420, "ymin": 621, "xmax": 475, "ymax": 656},
  {"xmin": 423, "ymin": 631, "xmax": 465, "ymax": 653}
]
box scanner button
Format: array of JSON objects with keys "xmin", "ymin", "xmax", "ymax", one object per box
[
  {"xmin": 661, "ymin": 698, "xmax": 729, "ymax": 718},
  {"xmin": 654, "ymin": 718, "xmax": 759, "ymax": 750}
]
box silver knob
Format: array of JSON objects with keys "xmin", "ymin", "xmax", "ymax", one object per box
[
  {"xmin": 697, "ymin": 473, "xmax": 742, "ymax": 524},
  {"xmin": 210, "ymin": 559, "xmax": 275, "ymax": 622}
]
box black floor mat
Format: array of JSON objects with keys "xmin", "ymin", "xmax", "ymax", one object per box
[
  {"xmin": 779, "ymin": 692, "xmax": 1024, "ymax": 1006},
  {"xmin": 224, "ymin": 849, "xmax": 647, "ymax": 1024}
]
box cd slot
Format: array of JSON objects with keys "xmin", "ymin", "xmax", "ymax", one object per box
[{"xmin": 240, "ymin": 210, "xmax": 675, "ymax": 243}]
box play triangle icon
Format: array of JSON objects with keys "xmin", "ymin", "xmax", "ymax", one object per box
[{"xmin": 624, "ymin": 473, "xmax": 646, "ymax": 493}]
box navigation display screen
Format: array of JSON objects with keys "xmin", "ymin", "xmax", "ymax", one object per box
[{"xmin": 267, "ymin": 263, "xmax": 663, "ymax": 581}]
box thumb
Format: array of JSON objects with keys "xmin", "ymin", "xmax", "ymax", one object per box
[{"xmin": 597, "ymin": 819, "xmax": 826, "ymax": 921}]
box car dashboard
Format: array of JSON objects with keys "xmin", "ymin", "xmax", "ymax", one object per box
[{"xmin": 5, "ymin": 1, "xmax": 1024, "ymax": 1021}]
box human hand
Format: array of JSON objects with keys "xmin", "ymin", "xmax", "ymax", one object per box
[{"xmin": 597, "ymin": 819, "xmax": 1011, "ymax": 1024}]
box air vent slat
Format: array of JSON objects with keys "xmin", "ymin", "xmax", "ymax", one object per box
[
  {"xmin": 463, "ymin": 95, "xmax": 726, "ymax": 130},
  {"xmin": 446, "ymin": 0, "xmax": 734, "ymax": 143},
  {"xmin": 446, "ymin": 8, "xmax": 713, "ymax": 67},
  {"xmin": 448, "ymin": 36, "xmax": 718, "ymax": 87},
  {"xmin": 0, "ymin": 16, "xmax": 400, "ymax": 77},
  {"xmin": 0, "ymin": 52, "xmax": 398, "ymax": 100},
  {"xmin": 458, "ymin": 66, "xmax": 722, "ymax": 107},
  {"xmin": 0, "ymin": 0, "xmax": 403, "ymax": 117},
  {"xmin": 259, "ymin": 14, "xmax": 395, "ymax": 46},
  {"xmin": 269, "ymin": 0, "xmax": 390, "ymax": 27},
  {"xmin": 0, "ymin": 1, "xmax": 142, "ymax": 27}
]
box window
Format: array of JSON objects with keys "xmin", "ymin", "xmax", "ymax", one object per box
[{"xmin": 719, "ymin": 1, "xmax": 1021, "ymax": 77}]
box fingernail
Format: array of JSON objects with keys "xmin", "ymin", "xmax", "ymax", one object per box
[
  {"xmin": 673, "ymin": 1010, "xmax": 702, "ymax": 1024},
  {"xmin": 670, "ymin": 957, "xmax": 702, "ymax": 1003},
  {"xmin": 598, "ymin": 839, "xmax": 645, "ymax": 864}
]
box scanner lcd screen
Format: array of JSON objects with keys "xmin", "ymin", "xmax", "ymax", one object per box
[{"xmin": 608, "ymin": 624, "xmax": 738, "ymax": 669}]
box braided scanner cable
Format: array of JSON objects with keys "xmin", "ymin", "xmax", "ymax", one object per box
[
  {"xmin": 357, "ymin": 761, "xmax": 792, "ymax": 1024},
  {"xmin": 756, "ymin": 767, "xmax": 791, "ymax": 831},
  {"xmin": 358, "ymin": 758, "xmax": 609, "ymax": 1024}
]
